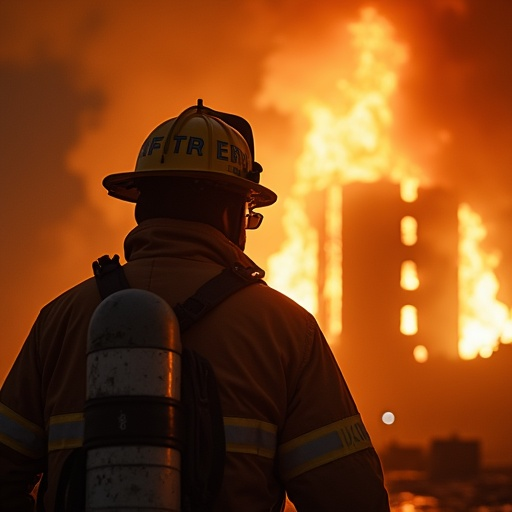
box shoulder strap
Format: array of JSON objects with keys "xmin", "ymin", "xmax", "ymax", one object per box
[
  {"xmin": 173, "ymin": 264, "xmax": 264, "ymax": 332},
  {"xmin": 92, "ymin": 255, "xmax": 265, "ymax": 332}
]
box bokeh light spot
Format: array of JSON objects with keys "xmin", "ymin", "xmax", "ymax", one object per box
[{"xmin": 382, "ymin": 411, "xmax": 395, "ymax": 425}]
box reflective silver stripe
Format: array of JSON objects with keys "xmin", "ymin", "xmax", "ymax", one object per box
[
  {"xmin": 48, "ymin": 413, "xmax": 84, "ymax": 452},
  {"xmin": 45, "ymin": 414, "xmax": 279, "ymax": 459},
  {"xmin": 279, "ymin": 414, "xmax": 373, "ymax": 480},
  {"xmin": 0, "ymin": 402, "xmax": 46, "ymax": 458},
  {"xmin": 224, "ymin": 417, "xmax": 277, "ymax": 459}
]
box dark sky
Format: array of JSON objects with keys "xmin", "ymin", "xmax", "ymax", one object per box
[{"xmin": 1, "ymin": 0, "xmax": 511, "ymax": 464}]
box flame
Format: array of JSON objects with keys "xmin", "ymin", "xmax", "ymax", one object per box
[
  {"xmin": 267, "ymin": 197, "xmax": 318, "ymax": 314},
  {"xmin": 458, "ymin": 203, "xmax": 512, "ymax": 359},
  {"xmin": 267, "ymin": 7, "xmax": 413, "ymax": 341},
  {"xmin": 265, "ymin": 7, "xmax": 512, "ymax": 359}
]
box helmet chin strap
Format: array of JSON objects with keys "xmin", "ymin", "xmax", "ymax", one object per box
[{"xmin": 237, "ymin": 228, "xmax": 247, "ymax": 251}]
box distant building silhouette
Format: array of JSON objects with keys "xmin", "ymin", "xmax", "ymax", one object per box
[
  {"xmin": 429, "ymin": 435, "xmax": 481, "ymax": 481},
  {"xmin": 381, "ymin": 441, "xmax": 425, "ymax": 472},
  {"xmin": 381, "ymin": 435, "xmax": 481, "ymax": 480}
]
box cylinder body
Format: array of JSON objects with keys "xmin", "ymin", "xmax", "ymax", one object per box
[{"xmin": 85, "ymin": 289, "xmax": 182, "ymax": 512}]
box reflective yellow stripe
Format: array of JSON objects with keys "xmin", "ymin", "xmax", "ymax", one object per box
[
  {"xmin": 279, "ymin": 414, "xmax": 373, "ymax": 480},
  {"xmin": 0, "ymin": 402, "xmax": 46, "ymax": 458},
  {"xmin": 224, "ymin": 417, "xmax": 277, "ymax": 459},
  {"xmin": 48, "ymin": 413, "xmax": 84, "ymax": 452}
]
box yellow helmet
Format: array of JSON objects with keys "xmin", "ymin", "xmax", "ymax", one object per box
[{"xmin": 103, "ymin": 100, "xmax": 277, "ymax": 208}]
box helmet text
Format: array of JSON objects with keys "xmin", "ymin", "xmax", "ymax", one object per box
[{"xmin": 141, "ymin": 135, "xmax": 249, "ymax": 168}]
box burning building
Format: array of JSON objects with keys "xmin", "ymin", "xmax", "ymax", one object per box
[
  {"xmin": 264, "ymin": 7, "xmax": 512, "ymax": 466},
  {"xmin": 340, "ymin": 181, "xmax": 459, "ymax": 362}
]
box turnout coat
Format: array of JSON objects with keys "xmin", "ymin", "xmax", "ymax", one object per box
[{"xmin": 0, "ymin": 218, "xmax": 389, "ymax": 511}]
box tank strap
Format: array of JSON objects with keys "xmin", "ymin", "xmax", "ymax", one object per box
[{"xmin": 92, "ymin": 255, "xmax": 265, "ymax": 332}]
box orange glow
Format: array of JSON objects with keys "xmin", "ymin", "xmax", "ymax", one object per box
[{"xmin": 0, "ymin": 1, "xmax": 510, "ymax": 479}]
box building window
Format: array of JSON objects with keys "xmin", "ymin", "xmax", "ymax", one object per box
[
  {"xmin": 401, "ymin": 216, "xmax": 417, "ymax": 246},
  {"xmin": 401, "ymin": 260, "xmax": 419, "ymax": 290},
  {"xmin": 400, "ymin": 305, "xmax": 418, "ymax": 335}
]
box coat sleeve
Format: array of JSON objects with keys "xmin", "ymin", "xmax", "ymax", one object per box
[
  {"xmin": 0, "ymin": 321, "xmax": 46, "ymax": 511},
  {"xmin": 279, "ymin": 319, "xmax": 390, "ymax": 511}
]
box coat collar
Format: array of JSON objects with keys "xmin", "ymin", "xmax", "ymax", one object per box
[{"xmin": 124, "ymin": 218, "xmax": 265, "ymax": 276}]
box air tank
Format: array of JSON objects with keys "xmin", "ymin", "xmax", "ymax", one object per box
[{"xmin": 85, "ymin": 289, "xmax": 182, "ymax": 511}]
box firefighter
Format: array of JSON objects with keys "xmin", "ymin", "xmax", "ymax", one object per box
[{"xmin": 0, "ymin": 100, "xmax": 390, "ymax": 511}]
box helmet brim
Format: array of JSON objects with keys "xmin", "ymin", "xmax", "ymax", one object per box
[{"xmin": 103, "ymin": 169, "xmax": 278, "ymax": 208}]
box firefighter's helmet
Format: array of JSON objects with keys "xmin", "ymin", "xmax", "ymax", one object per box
[{"xmin": 103, "ymin": 100, "xmax": 277, "ymax": 208}]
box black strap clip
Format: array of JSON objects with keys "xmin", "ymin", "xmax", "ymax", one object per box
[{"xmin": 92, "ymin": 254, "xmax": 130, "ymax": 300}]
